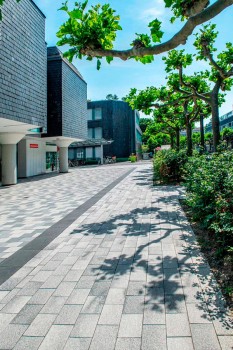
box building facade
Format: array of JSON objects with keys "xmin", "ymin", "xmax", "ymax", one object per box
[
  {"xmin": 44, "ymin": 47, "xmax": 87, "ymax": 172},
  {"xmin": 0, "ymin": 0, "xmax": 47, "ymax": 185},
  {"xmin": 69, "ymin": 100, "xmax": 142, "ymax": 161},
  {"xmin": 205, "ymin": 110, "xmax": 233, "ymax": 133}
]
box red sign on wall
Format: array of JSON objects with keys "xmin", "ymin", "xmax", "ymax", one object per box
[{"xmin": 30, "ymin": 144, "xmax": 39, "ymax": 149}]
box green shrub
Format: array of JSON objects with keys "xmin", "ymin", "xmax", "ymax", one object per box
[
  {"xmin": 153, "ymin": 149, "xmax": 188, "ymax": 183},
  {"xmin": 129, "ymin": 155, "xmax": 137, "ymax": 162},
  {"xmin": 184, "ymin": 151, "xmax": 233, "ymax": 256}
]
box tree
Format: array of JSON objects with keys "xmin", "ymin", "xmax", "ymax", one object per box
[
  {"xmin": 106, "ymin": 94, "xmax": 119, "ymax": 100},
  {"xmin": 164, "ymin": 26, "xmax": 233, "ymax": 151},
  {"xmin": 57, "ymin": 0, "xmax": 233, "ymax": 68}
]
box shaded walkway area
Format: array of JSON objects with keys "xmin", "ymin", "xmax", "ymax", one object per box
[{"xmin": 0, "ymin": 162, "xmax": 232, "ymax": 349}]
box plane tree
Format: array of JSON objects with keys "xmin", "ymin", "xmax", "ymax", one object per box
[{"xmin": 164, "ymin": 26, "xmax": 233, "ymax": 151}]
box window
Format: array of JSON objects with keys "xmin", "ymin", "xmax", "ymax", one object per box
[
  {"xmin": 95, "ymin": 108, "xmax": 102, "ymax": 120},
  {"xmin": 88, "ymin": 129, "xmax": 93, "ymax": 139},
  {"xmin": 87, "ymin": 109, "xmax": 93, "ymax": 120},
  {"xmin": 94, "ymin": 127, "xmax": 102, "ymax": 139}
]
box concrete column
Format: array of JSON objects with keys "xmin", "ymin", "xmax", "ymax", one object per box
[
  {"xmin": 0, "ymin": 133, "xmax": 25, "ymax": 186},
  {"xmin": 54, "ymin": 139, "xmax": 75, "ymax": 173},
  {"xmin": 59, "ymin": 147, "xmax": 69, "ymax": 173},
  {"xmin": 1, "ymin": 144, "xmax": 17, "ymax": 185},
  {"xmin": 100, "ymin": 144, "xmax": 104, "ymax": 165}
]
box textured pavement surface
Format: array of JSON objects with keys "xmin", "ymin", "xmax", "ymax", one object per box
[{"xmin": 0, "ymin": 162, "xmax": 232, "ymax": 350}]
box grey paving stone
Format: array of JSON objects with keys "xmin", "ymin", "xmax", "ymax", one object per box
[
  {"xmin": 167, "ymin": 337, "xmax": 194, "ymax": 350},
  {"xmin": 118, "ymin": 314, "xmax": 143, "ymax": 337},
  {"xmin": 143, "ymin": 303, "xmax": 165, "ymax": 324},
  {"xmin": 98, "ymin": 304, "xmax": 123, "ymax": 325},
  {"xmin": 17, "ymin": 282, "xmax": 44, "ymax": 296},
  {"xmin": 115, "ymin": 338, "xmax": 141, "ymax": 350},
  {"xmin": 141, "ymin": 324, "xmax": 166, "ymax": 350},
  {"xmin": 13, "ymin": 336, "xmax": 43, "ymax": 350},
  {"xmin": 63, "ymin": 270, "xmax": 84, "ymax": 282},
  {"xmin": 165, "ymin": 293, "xmax": 186, "ymax": 313},
  {"xmin": 127, "ymin": 282, "xmax": 146, "ymax": 296},
  {"xmin": 41, "ymin": 276, "xmax": 64, "ymax": 289},
  {"xmin": 54, "ymin": 304, "xmax": 82, "ymax": 325},
  {"xmin": 24, "ymin": 314, "xmax": 57, "ymax": 337},
  {"xmin": 1, "ymin": 296, "xmax": 31, "ymax": 313},
  {"xmin": 81, "ymin": 295, "xmax": 105, "ymax": 314},
  {"xmin": 0, "ymin": 313, "xmax": 16, "ymax": 333},
  {"xmin": 41, "ymin": 296, "xmax": 67, "ymax": 314},
  {"xmin": 105, "ymin": 288, "xmax": 126, "ymax": 304},
  {"xmin": 218, "ymin": 336, "xmax": 233, "ymax": 350},
  {"xmin": 11, "ymin": 304, "xmax": 43, "ymax": 325},
  {"xmin": 63, "ymin": 337, "xmax": 92, "ymax": 350},
  {"xmin": 89, "ymin": 325, "xmax": 118, "ymax": 350},
  {"xmin": 123, "ymin": 296, "xmax": 144, "ymax": 314},
  {"xmin": 28, "ymin": 289, "xmax": 55, "ymax": 305},
  {"xmin": 0, "ymin": 324, "xmax": 28, "ymax": 349},
  {"xmin": 71, "ymin": 314, "xmax": 99, "ymax": 337},
  {"xmin": 75, "ymin": 276, "xmax": 96, "ymax": 289},
  {"xmin": 166, "ymin": 313, "xmax": 191, "ymax": 336},
  {"xmin": 212, "ymin": 315, "xmax": 233, "ymax": 336},
  {"xmin": 187, "ymin": 302, "xmax": 212, "ymax": 323},
  {"xmin": 66, "ymin": 289, "xmax": 90, "ymax": 305},
  {"xmin": 53, "ymin": 282, "xmax": 76, "ymax": 297},
  {"xmin": 90, "ymin": 281, "xmax": 111, "ymax": 296},
  {"xmin": 191, "ymin": 324, "xmax": 221, "ymax": 350},
  {"xmin": 38, "ymin": 325, "xmax": 73, "ymax": 350}
]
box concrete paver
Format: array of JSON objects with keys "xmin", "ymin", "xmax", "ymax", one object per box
[{"xmin": 0, "ymin": 162, "xmax": 232, "ymax": 349}]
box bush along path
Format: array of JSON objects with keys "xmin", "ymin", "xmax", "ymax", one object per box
[{"xmin": 153, "ymin": 149, "xmax": 233, "ymax": 311}]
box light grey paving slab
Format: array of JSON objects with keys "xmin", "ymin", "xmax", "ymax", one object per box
[
  {"xmin": 1, "ymin": 296, "xmax": 31, "ymax": 313},
  {"xmin": 141, "ymin": 324, "xmax": 166, "ymax": 350},
  {"xmin": 81, "ymin": 295, "xmax": 105, "ymax": 314},
  {"xmin": 53, "ymin": 282, "xmax": 76, "ymax": 297},
  {"xmin": 90, "ymin": 281, "xmax": 111, "ymax": 296},
  {"xmin": 166, "ymin": 313, "xmax": 191, "ymax": 336},
  {"xmin": 28, "ymin": 289, "xmax": 55, "ymax": 305},
  {"xmin": 0, "ymin": 313, "xmax": 16, "ymax": 333},
  {"xmin": 218, "ymin": 336, "xmax": 233, "ymax": 350},
  {"xmin": 105, "ymin": 288, "xmax": 126, "ymax": 305},
  {"xmin": 98, "ymin": 304, "xmax": 123, "ymax": 325},
  {"xmin": 127, "ymin": 282, "xmax": 146, "ymax": 296},
  {"xmin": 123, "ymin": 296, "xmax": 144, "ymax": 314},
  {"xmin": 191, "ymin": 324, "xmax": 221, "ymax": 350},
  {"xmin": 167, "ymin": 337, "xmax": 194, "ymax": 350},
  {"xmin": 71, "ymin": 314, "xmax": 99, "ymax": 337},
  {"xmin": 54, "ymin": 304, "xmax": 82, "ymax": 325},
  {"xmin": 38, "ymin": 325, "xmax": 73, "ymax": 350},
  {"xmin": 75, "ymin": 276, "xmax": 96, "ymax": 289},
  {"xmin": 11, "ymin": 304, "xmax": 43, "ymax": 325},
  {"xmin": 143, "ymin": 303, "xmax": 165, "ymax": 324},
  {"xmin": 63, "ymin": 337, "xmax": 92, "ymax": 350},
  {"xmin": 115, "ymin": 338, "xmax": 141, "ymax": 350},
  {"xmin": 24, "ymin": 314, "xmax": 57, "ymax": 337},
  {"xmin": 186, "ymin": 302, "xmax": 212, "ymax": 323},
  {"xmin": 89, "ymin": 325, "xmax": 118, "ymax": 350},
  {"xmin": 0, "ymin": 324, "xmax": 28, "ymax": 349},
  {"xmin": 118, "ymin": 314, "xmax": 143, "ymax": 337},
  {"xmin": 66, "ymin": 289, "xmax": 90, "ymax": 305},
  {"xmin": 13, "ymin": 336, "xmax": 43, "ymax": 350},
  {"xmin": 40, "ymin": 296, "xmax": 67, "ymax": 314}
]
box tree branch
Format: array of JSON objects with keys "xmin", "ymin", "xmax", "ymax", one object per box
[{"xmin": 81, "ymin": 0, "xmax": 233, "ymax": 59}]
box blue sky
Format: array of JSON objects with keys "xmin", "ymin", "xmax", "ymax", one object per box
[{"xmin": 34, "ymin": 0, "xmax": 233, "ymax": 117}]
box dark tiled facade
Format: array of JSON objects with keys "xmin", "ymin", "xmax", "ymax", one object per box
[
  {"xmin": 0, "ymin": 0, "xmax": 47, "ymax": 128},
  {"xmin": 87, "ymin": 100, "xmax": 142, "ymax": 158},
  {"xmin": 47, "ymin": 47, "xmax": 87, "ymax": 139}
]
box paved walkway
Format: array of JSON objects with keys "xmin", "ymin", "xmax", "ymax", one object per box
[{"xmin": 0, "ymin": 162, "xmax": 232, "ymax": 350}]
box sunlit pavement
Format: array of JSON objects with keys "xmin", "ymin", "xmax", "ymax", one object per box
[{"xmin": 0, "ymin": 161, "xmax": 232, "ymax": 350}]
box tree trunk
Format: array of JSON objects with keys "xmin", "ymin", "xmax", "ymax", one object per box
[
  {"xmin": 200, "ymin": 114, "xmax": 205, "ymax": 151},
  {"xmin": 170, "ymin": 134, "xmax": 175, "ymax": 149},
  {"xmin": 176, "ymin": 128, "xmax": 180, "ymax": 151},
  {"xmin": 186, "ymin": 123, "xmax": 193, "ymax": 156},
  {"xmin": 211, "ymin": 84, "xmax": 221, "ymax": 152}
]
